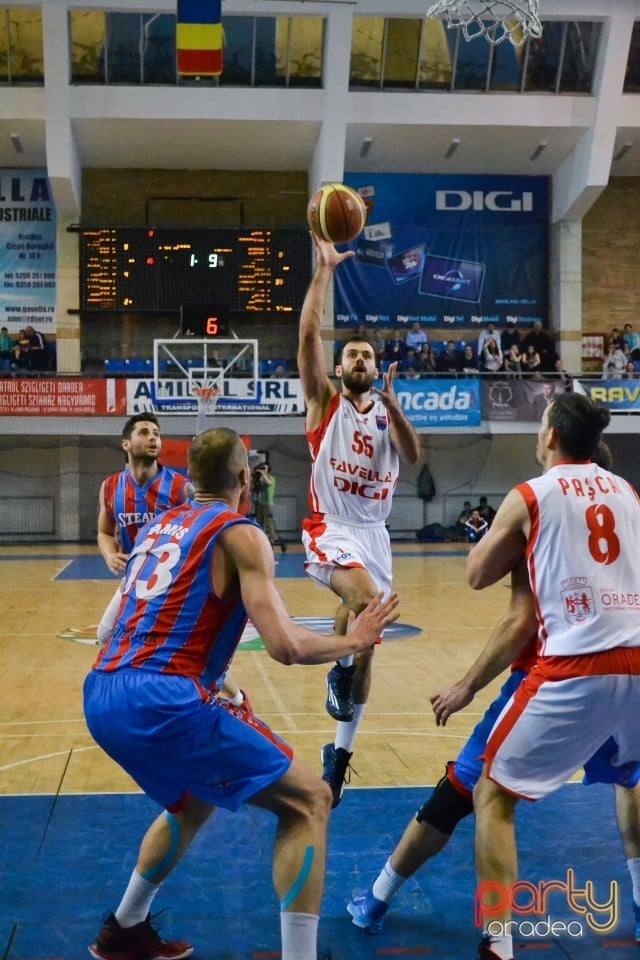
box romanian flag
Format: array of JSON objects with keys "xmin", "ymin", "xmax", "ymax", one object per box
[{"xmin": 176, "ymin": 0, "xmax": 223, "ymax": 76}]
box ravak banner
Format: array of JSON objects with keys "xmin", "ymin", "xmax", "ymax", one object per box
[
  {"xmin": 394, "ymin": 378, "xmax": 481, "ymax": 428},
  {"xmin": 336, "ymin": 173, "xmax": 549, "ymax": 330},
  {"xmin": 576, "ymin": 379, "xmax": 640, "ymax": 411}
]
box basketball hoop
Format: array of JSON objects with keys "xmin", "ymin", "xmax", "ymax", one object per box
[
  {"xmin": 192, "ymin": 385, "xmax": 219, "ymax": 433},
  {"xmin": 425, "ymin": 0, "xmax": 542, "ymax": 46}
]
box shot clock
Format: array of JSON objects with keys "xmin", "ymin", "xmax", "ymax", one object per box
[
  {"xmin": 80, "ymin": 226, "xmax": 311, "ymax": 313},
  {"xmin": 180, "ymin": 303, "xmax": 228, "ymax": 337}
]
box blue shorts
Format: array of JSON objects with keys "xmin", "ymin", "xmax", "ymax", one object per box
[
  {"xmin": 451, "ymin": 668, "xmax": 640, "ymax": 795},
  {"xmin": 83, "ymin": 669, "xmax": 293, "ymax": 812}
]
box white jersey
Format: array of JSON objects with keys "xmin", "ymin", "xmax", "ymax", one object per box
[
  {"xmin": 304, "ymin": 392, "xmax": 399, "ymax": 526},
  {"xmin": 520, "ymin": 461, "xmax": 640, "ymax": 656}
]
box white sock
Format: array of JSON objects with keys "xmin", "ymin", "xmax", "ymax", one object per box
[
  {"xmin": 335, "ymin": 704, "xmax": 365, "ymax": 753},
  {"xmin": 628, "ymin": 857, "xmax": 640, "ymax": 904},
  {"xmin": 337, "ymin": 654, "xmax": 354, "ymax": 669},
  {"xmin": 114, "ymin": 871, "xmax": 160, "ymax": 927},
  {"xmin": 97, "ymin": 586, "xmax": 122, "ymax": 644},
  {"xmin": 483, "ymin": 932, "xmax": 513, "ymax": 959},
  {"xmin": 372, "ymin": 858, "xmax": 406, "ymax": 903},
  {"xmin": 229, "ymin": 689, "xmax": 244, "ymax": 706},
  {"xmin": 280, "ymin": 911, "xmax": 319, "ymax": 960}
]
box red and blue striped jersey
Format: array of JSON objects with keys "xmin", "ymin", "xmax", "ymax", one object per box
[
  {"xmin": 93, "ymin": 500, "xmax": 252, "ymax": 691},
  {"xmin": 102, "ymin": 464, "xmax": 191, "ymax": 554}
]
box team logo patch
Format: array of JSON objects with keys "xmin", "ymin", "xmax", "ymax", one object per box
[
  {"xmin": 239, "ymin": 616, "xmax": 422, "ymax": 650},
  {"xmin": 335, "ymin": 551, "xmax": 354, "ymax": 563},
  {"xmin": 561, "ymin": 576, "xmax": 595, "ymax": 625},
  {"xmin": 376, "ymin": 414, "xmax": 388, "ymax": 431}
]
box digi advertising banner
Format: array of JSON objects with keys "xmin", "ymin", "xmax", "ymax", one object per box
[
  {"xmin": 0, "ymin": 169, "xmax": 56, "ymax": 333},
  {"xmin": 336, "ymin": 174, "xmax": 549, "ymax": 331}
]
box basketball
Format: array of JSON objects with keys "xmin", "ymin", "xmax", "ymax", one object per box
[{"xmin": 306, "ymin": 183, "xmax": 367, "ymax": 245}]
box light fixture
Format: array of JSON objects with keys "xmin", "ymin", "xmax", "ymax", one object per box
[
  {"xmin": 444, "ymin": 138, "xmax": 460, "ymax": 159},
  {"xmin": 529, "ymin": 140, "xmax": 548, "ymax": 162},
  {"xmin": 613, "ymin": 142, "xmax": 633, "ymax": 162},
  {"xmin": 9, "ymin": 132, "xmax": 23, "ymax": 154},
  {"xmin": 360, "ymin": 136, "xmax": 374, "ymax": 158}
]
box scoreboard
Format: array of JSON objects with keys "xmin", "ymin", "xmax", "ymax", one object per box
[{"xmin": 80, "ymin": 226, "xmax": 311, "ymax": 313}]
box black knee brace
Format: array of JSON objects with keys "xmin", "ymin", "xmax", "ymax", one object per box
[{"xmin": 416, "ymin": 767, "xmax": 474, "ymax": 837}]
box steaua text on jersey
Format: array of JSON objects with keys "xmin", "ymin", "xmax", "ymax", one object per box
[
  {"xmin": 305, "ymin": 393, "xmax": 400, "ymax": 525},
  {"xmin": 93, "ymin": 500, "xmax": 252, "ymax": 692},
  {"xmin": 103, "ymin": 464, "xmax": 191, "ymax": 553}
]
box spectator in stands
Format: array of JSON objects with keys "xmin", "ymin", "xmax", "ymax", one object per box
[
  {"xmin": 403, "ymin": 347, "xmax": 421, "ymax": 379},
  {"xmin": 481, "ymin": 337, "xmax": 503, "ymax": 375},
  {"xmin": 385, "ymin": 333, "xmax": 406, "ymax": 366},
  {"xmin": 521, "ymin": 342, "xmax": 542, "ymax": 376},
  {"xmin": 12, "ymin": 329, "xmax": 31, "ymax": 371},
  {"xmin": 530, "ymin": 381, "xmax": 557, "ymax": 420},
  {"xmin": 603, "ymin": 361, "xmax": 618, "ymax": 380},
  {"xmin": 522, "ymin": 320, "xmax": 557, "ymax": 372},
  {"xmin": 270, "ymin": 363, "xmax": 289, "ymax": 378},
  {"xmin": 602, "ymin": 339, "xmax": 627, "ymax": 378},
  {"xmin": 503, "ymin": 341, "xmax": 522, "ymax": 377},
  {"xmin": 456, "ymin": 500, "xmax": 473, "ymax": 539},
  {"xmin": 500, "ymin": 320, "xmax": 520, "ymax": 354},
  {"xmin": 435, "ymin": 340, "xmax": 462, "ymax": 375},
  {"xmin": 372, "ymin": 329, "xmax": 387, "ymax": 363},
  {"xmin": 464, "ymin": 508, "xmax": 488, "ymax": 543},
  {"xmin": 623, "ymin": 323, "xmax": 640, "ymax": 360},
  {"xmin": 0, "ymin": 327, "xmax": 13, "ymax": 373},
  {"xmin": 405, "ymin": 321, "xmax": 428, "ymax": 352},
  {"xmin": 477, "ymin": 321, "xmax": 501, "ymax": 358},
  {"xmin": 460, "ymin": 344, "xmax": 479, "ymax": 376},
  {"xmin": 549, "ymin": 357, "xmax": 572, "ymax": 391},
  {"xmin": 418, "ymin": 343, "xmax": 435, "ymax": 375},
  {"xmin": 477, "ymin": 495, "xmax": 496, "ymax": 527},
  {"xmin": 22, "ymin": 325, "xmax": 49, "ymax": 372},
  {"xmin": 623, "ymin": 360, "xmax": 639, "ymax": 379}
]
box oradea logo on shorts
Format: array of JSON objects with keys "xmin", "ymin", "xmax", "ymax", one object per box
[{"xmin": 474, "ymin": 869, "xmax": 619, "ymax": 938}]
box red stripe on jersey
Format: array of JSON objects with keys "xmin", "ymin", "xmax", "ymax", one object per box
[
  {"xmin": 534, "ymin": 646, "xmax": 640, "ymax": 679},
  {"xmin": 302, "ymin": 516, "xmax": 328, "ymax": 561},
  {"xmin": 483, "ymin": 667, "xmax": 547, "ymax": 774},
  {"xmin": 305, "ymin": 394, "xmax": 341, "ymax": 515}
]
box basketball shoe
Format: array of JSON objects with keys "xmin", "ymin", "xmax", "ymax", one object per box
[
  {"xmin": 325, "ymin": 663, "xmax": 356, "ymax": 721},
  {"xmin": 89, "ymin": 913, "xmax": 193, "ymax": 960},
  {"xmin": 321, "ymin": 742, "xmax": 352, "ymax": 808},
  {"xmin": 347, "ymin": 890, "xmax": 388, "ymax": 934}
]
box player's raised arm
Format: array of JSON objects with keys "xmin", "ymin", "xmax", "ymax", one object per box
[{"xmin": 297, "ymin": 235, "xmax": 353, "ymax": 426}]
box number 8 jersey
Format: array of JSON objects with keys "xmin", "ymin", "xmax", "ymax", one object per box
[{"xmin": 518, "ymin": 461, "xmax": 640, "ymax": 657}]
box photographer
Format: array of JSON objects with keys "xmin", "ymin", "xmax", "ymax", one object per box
[{"xmin": 253, "ymin": 462, "xmax": 287, "ymax": 555}]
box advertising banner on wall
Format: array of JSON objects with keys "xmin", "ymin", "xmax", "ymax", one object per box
[
  {"xmin": 0, "ymin": 378, "xmax": 126, "ymax": 415},
  {"xmin": 0, "ymin": 170, "xmax": 57, "ymax": 334},
  {"xmin": 336, "ymin": 174, "xmax": 549, "ymax": 331},
  {"xmin": 575, "ymin": 378, "xmax": 640, "ymax": 412},
  {"xmin": 126, "ymin": 377, "xmax": 306, "ymax": 415},
  {"xmin": 481, "ymin": 377, "xmax": 566, "ymax": 422},
  {"xmin": 394, "ymin": 377, "xmax": 481, "ymax": 428}
]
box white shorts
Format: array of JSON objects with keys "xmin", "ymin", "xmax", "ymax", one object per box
[
  {"xmin": 485, "ymin": 671, "xmax": 640, "ymax": 800},
  {"xmin": 302, "ymin": 516, "xmax": 392, "ymax": 597}
]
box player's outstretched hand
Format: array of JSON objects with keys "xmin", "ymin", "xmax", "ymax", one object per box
[
  {"xmin": 107, "ymin": 551, "xmax": 128, "ymax": 576},
  {"xmin": 347, "ymin": 592, "xmax": 400, "ymax": 651},
  {"xmin": 430, "ymin": 680, "xmax": 474, "ymax": 727},
  {"xmin": 310, "ymin": 232, "xmax": 355, "ymax": 269},
  {"xmin": 372, "ymin": 361, "xmax": 400, "ymax": 409}
]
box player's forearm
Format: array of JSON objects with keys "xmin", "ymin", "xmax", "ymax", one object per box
[
  {"xmin": 97, "ymin": 532, "xmax": 118, "ymax": 562},
  {"xmin": 462, "ymin": 618, "xmax": 532, "ymax": 695},
  {"xmin": 299, "ymin": 264, "xmax": 333, "ymax": 340},
  {"xmin": 388, "ymin": 407, "xmax": 421, "ymax": 464}
]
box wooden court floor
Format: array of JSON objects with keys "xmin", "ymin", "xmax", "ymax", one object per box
[{"xmin": 0, "ymin": 542, "xmax": 512, "ymax": 798}]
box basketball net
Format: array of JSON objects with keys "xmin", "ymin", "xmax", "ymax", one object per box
[
  {"xmin": 193, "ymin": 385, "xmax": 219, "ymax": 435},
  {"xmin": 425, "ymin": 0, "xmax": 542, "ymax": 46}
]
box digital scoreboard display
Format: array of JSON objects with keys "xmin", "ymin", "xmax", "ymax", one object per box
[{"xmin": 80, "ymin": 226, "xmax": 311, "ymax": 313}]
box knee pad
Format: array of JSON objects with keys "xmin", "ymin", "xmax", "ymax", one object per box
[{"xmin": 416, "ymin": 767, "xmax": 474, "ymax": 837}]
